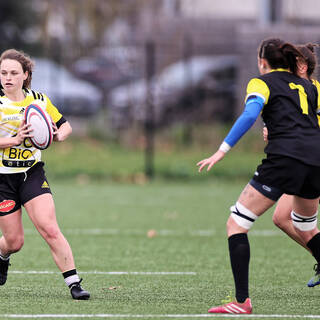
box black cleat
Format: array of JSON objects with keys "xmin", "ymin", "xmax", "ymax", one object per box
[
  {"xmin": 70, "ymin": 279, "xmax": 90, "ymax": 300},
  {"xmin": 307, "ymin": 263, "xmax": 320, "ymax": 287},
  {"xmin": 0, "ymin": 258, "xmax": 10, "ymax": 285}
]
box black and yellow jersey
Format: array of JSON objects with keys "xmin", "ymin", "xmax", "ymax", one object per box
[
  {"xmin": 246, "ymin": 69, "xmax": 320, "ymax": 166},
  {"xmin": 0, "ymin": 89, "xmax": 63, "ymax": 173}
]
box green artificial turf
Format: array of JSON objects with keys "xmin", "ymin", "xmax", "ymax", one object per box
[{"xmin": 0, "ymin": 180, "xmax": 317, "ymax": 319}]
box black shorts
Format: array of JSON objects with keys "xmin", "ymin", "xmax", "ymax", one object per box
[
  {"xmin": 0, "ymin": 162, "xmax": 52, "ymax": 216},
  {"xmin": 251, "ymin": 154, "xmax": 320, "ymax": 200}
]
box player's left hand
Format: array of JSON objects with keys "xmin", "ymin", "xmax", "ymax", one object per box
[
  {"xmin": 197, "ymin": 150, "xmax": 226, "ymax": 172},
  {"xmin": 263, "ymin": 126, "xmax": 268, "ymax": 142}
]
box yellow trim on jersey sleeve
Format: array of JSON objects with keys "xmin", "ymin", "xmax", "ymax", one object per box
[
  {"xmin": 312, "ymin": 79, "xmax": 320, "ymax": 109},
  {"xmin": 245, "ymin": 78, "xmax": 270, "ymax": 105},
  {"xmin": 43, "ymin": 94, "xmax": 63, "ymax": 123},
  {"xmin": 312, "ymin": 79, "xmax": 320, "ymax": 126}
]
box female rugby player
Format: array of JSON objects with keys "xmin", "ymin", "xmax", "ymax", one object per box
[
  {"xmin": 0, "ymin": 49, "xmax": 90, "ymax": 300},
  {"xmin": 264, "ymin": 43, "xmax": 320, "ymax": 287},
  {"xmin": 198, "ymin": 38, "xmax": 320, "ymax": 314}
]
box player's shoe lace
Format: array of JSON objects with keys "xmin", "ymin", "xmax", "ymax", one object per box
[
  {"xmin": 208, "ymin": 297, "xmax": 252, "ymax": 314},
  {"xmin": 0, "ymin": 258, "xmax": 10, "ymax": 285},
  {"xmin": 70, "ymin": 278, "xmax": 90, "ymax": 300},
  {"xmin": 307, "ymin": 263, "xmax": 320, "ymax": 287}
]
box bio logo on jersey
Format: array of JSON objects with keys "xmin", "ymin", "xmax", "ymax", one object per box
[{"xmin": 4, "ymin": 147, "xmax": 33, "ymax": 161}]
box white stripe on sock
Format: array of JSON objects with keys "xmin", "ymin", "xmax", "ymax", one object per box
[
  {"xmin": 64, "ymin": 274, "xmax": 80, "ymax": 287},
  {"xmin": 0, "ymin": 254, "xmax": 10, "ymax": 261}
]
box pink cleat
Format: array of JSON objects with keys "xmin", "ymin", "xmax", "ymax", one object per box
[{"xmin": 208, "ymin": 298, "xmax": 252, "ymax": 314}]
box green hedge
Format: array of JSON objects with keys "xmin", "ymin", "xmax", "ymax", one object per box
[{"xmin": 42, "ymin": 125, "xmax": 266, "ymax": 183}]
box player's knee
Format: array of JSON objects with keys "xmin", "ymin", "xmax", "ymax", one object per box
[
  {"xmin": 272, "ymin": 212, "xmax": 284, "ymax": 229},
  {"xmin": 229, "ymin": 201, "xmax": 258, "ymax": 231},
  {"xmin": 226, "ymin": 215, "xmax": 242, "ymax": 234},
  {"xmin": 6, "ymin": 235, "xmax": 24, "ymax": 253},
  {"xmin": 291, "ymin": 210, "xmax": 318, "ymax": 231},
  {"xmin": 42, "ymin": 226, "xmax": 61, "ymax": 242}
]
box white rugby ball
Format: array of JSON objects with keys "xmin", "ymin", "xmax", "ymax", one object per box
[{"xmin": 24, "ymin": 104, "xmax": 53, "ymax": 150}]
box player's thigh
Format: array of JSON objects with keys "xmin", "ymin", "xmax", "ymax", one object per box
[
  {"xmin": 273, "ymin": 194, "xmax": 293, "ymax": 222},
  {"xmin": 21, "ymin": 163, "xmax": 59, "ymax": 232},
  {"xmin": 226, "ymin": 185, "xmax": 275, "ymax": 237},
  {"xmin": 0, "ymin": 174, "xmax": 24, "ymax": 237},
  {"xmin": 0, "ymin": 209, "xmax": 23, "ymax": 239},
  {"xmin": 292, "ymin": 196, "xmax": 319, "ymax": 216},
  {"xmin": 238, "ymin": 183, "xmax": 275, "ymax": 216},
  {"xmin": 24, "ymin": 193, "xmax": 59, "ymax": 232}
]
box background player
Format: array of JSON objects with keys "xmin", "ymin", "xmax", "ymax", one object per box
[
  {"xmin": 197, "ymin": 38, "xmax": 320, "ymax": 314},
  {"xmin": 263, "ymin": 43, "xmax": 320, "ymax": 287}
]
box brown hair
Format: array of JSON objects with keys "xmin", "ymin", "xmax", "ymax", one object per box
[
  {"xmin": 258, "ymin": 38, "xmax": 304, "ymax": 75},
  {"xmin": 0, "ymin": 49, "xmax": 34, "ymax": 89},
  {"xmin": 297, "ymin": 43, "xmax": 318, "ymax": 79}
]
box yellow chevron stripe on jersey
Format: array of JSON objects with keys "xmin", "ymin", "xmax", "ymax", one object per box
[
  {"xmin": 0, "ymin": 89, "xmax": 63, "ymax": 173},
  {"xmin": 19, "ymin": 89, "xmax": 63, "ymax": 123},
  {"xmin": 0, "ymin": 124, "xmax": 14, "ymax": 135},
  {"xmin": 246, "ymin": 78, "xmax": 270, "ymax": 105}
]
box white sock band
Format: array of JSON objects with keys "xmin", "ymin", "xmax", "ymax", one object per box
[
  {"xmin": 64, "ymin": 274, "xmax": 80, "ymax": 287},
  {"xmin": 0, "ymin": 251, "xmax": 10, "ymax": 261},
  {"xmin": 291, "ymin": 210, "xmax": 318, "ymax": 231},
  {"xmin": 230, "ymin": 201, "xmax": 258, "ymax": 230}
]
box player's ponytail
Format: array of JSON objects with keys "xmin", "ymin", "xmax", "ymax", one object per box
[
  {"xmin": 280, "ymin": 43, "xmax": 304, "ymax": 75},
  {"xmin": 258, "ymin": 38, "xmax": 304, "ymax": 76},
  {"xmin": 306, "ymin": 43, "xmax": 316, "ymax": 53}
]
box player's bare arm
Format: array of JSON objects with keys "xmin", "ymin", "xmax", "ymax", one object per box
[{"xmin": 53, "ymin": 121, "xmax": 72, "ymax": 142}]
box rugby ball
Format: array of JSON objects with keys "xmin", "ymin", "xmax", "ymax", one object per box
[{"xmin": 24, "ymin": 104, "xmax": 53, "ymax": 150}]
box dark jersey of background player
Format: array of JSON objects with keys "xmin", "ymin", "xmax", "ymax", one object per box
[
  {"xmin": 247, "ymin": 69, "xmax": 320, "ymax": 165},
  {"xmin": 197, "ymin": 38, "xmax": 320, "ymax": 315}
]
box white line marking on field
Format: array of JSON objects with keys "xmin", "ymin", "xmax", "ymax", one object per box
[
  {"xmin": 251, "ymin": 230, "xmax": 282, "ymax": 236},
  {"xmin": 10, "ymin": 271, "xmax": 197, "ymax": 275},
  {"xmin": 1, "ymin": 314, "xmax": 320, "ymax": 318},
  {"xmin": 23, "ymin": 228, "xmax": 282, "ymax": 237}
]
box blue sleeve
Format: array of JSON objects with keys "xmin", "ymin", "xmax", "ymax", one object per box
[{"xmin": 224, "ymin": 96, "xmax": 264, "ymax": 147}]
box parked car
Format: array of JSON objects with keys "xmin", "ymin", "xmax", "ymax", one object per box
[
  {"xmin": 31, "ymin": 58, "xmax": 103, "ymax": 116},
  {"xmin": 72, "ymin": 47, "xmax": 143, "ymax": 91},
  {"xmin": 108, "ymin": 55, "xmax": 238, "ymax": 128}
]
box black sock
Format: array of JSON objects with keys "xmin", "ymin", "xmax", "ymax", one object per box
[
  {"xmin": 228, "ymin": 233, "xmax": 250, "ymax": 303},
  {"xmin": 307, "ymin": 232, "xmax": 320, "ymax": 262}
]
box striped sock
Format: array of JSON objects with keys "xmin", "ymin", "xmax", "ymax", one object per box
[
  {"xmin": 62, "ymin": 269, "xmax": 80, "ymax": 288},
  {"xmin": 0, "ymin": 253, "xmax": 10, "ymax": 261}
]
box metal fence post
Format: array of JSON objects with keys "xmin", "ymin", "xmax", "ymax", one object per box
[{"xmin": 144, "ymin": 40, "xmax": 156, "ymax": 178}]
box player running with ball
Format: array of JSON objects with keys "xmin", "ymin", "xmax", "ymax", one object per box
[{"xmin": 0, "ymin": 49, "xmax": 90, "ymax": 300}]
